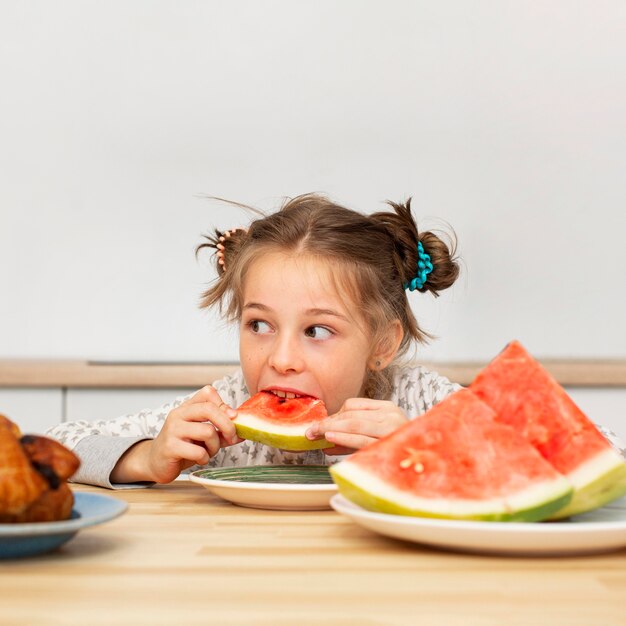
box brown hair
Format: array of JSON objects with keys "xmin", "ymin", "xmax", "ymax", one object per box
[{"xmin": 196, "ymin": 193, "xmax": 460, "ymax": 399}]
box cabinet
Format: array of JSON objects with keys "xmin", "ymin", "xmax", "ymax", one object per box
[
  {"xmin": 0, "ymin": 388, "xmax": 63, "ymax": 434},
  {"xmin": 565, "ymin": 387, "xmax": 626, "ymax": 441},
  {"xmin": 65, "ymin": 388, "xmax": 197, "ymax": 423}
]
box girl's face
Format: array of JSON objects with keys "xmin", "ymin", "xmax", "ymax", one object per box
[{"xmin": 239, "ymin": 252, "xmax": 373, "ymax": 415}]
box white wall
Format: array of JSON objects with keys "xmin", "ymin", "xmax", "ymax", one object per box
[{"xmin": 1, "ymin": 1, "xmax": 625, "ymax": 364}]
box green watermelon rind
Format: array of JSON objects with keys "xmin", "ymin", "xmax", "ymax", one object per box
[
  {"xmin": 548, "ymin": 450, "xmax": 626, "ymax": 520},
  {"xmin": 329, "ymin": 462, "xmax": 574, "ymax": 523},
  {"xmin": 234, "ymin": 422, "xmax": 334, "ymax": 451}
]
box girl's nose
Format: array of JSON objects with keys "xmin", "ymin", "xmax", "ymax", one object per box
[{"xmin": 267, "ymin": 333, "xmax": 305, "ymax": 374}]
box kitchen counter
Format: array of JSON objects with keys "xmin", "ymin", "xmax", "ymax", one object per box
[{"xmin": 2, "ymin": 359, "xmax": 626, "ymax": 388}]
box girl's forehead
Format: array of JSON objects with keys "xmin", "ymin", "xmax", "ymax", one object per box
[
  {"xmin": 242, "ymin": 252, "xmax": 359, "ymax": 312},
  {"xmin": 247, "ymin": 251, "xmax": 327, "ymax": 276},
  {"xmin": 245, "ymin": 252, "xmax": 334, "ymax": 293}
]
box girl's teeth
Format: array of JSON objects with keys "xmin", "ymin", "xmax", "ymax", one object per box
[{"xmin": 270, "ymin": 390, "xmax": 300, "ymax": 399}]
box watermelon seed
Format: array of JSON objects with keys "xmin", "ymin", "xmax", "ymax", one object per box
[{"xmin": 399, "ymin": 447, "xmax": 426, "ymax": 473}]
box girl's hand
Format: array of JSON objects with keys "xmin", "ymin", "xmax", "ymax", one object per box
[
  {"xmin": 148, "ymin": 385, "xmax": 244, "ymax": 483},
  {"xmin": 305, "ymin": 398, "xmax": 408, "ymax": 456},
  {"xmin": 118, "ymin": 386, "xmax": 244, "ymax": 484}
]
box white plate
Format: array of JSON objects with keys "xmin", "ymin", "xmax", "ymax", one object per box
[
  {"xmin": 0, "ymin": 492, "xmax": 128, "ymax": 559},
  {"xmin": 330, "ymin": 494, "xmax": 626, "ymax": 556},
  {"xmin": 190, "ymin": 465, "xmax": 337, "ymax": 511}
]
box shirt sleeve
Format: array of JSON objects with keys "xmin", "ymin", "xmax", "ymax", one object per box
[{"xmin": 70, "ymin": 435, "xmax": 155, "ymax": 489}]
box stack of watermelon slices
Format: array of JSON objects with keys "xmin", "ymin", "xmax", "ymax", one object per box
[{"xmin": 330, "ymin": 341, "xmax": 626, "ymax": 522}]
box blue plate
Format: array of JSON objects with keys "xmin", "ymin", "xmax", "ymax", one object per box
[{"xmin": 0, "ymin": 492, "xmax": 128, "ymax": 559}]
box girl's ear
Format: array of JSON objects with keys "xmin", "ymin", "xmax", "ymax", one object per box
[{"xmin": 368, "ymin": 320, "xmax": 403, "ymax": 370}]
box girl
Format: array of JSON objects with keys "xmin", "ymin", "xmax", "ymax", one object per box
[{"xmin": 47, "ymin": 193, "xmax": 464, "ymax": 488}]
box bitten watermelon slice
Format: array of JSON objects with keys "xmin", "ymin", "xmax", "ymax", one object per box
[
  {"xmin": 471, "ymin": 340, "xmax": 626, "ymax": 519},
  {"xmin": 234, "ymin": 391, "xmax": 333, "ymax": 451},
  {"xmin": 330, "ymin": 389, "xmax": 573, "ymax": 522}
]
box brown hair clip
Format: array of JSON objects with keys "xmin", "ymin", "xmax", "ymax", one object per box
[{"xmin": 216, "ymin": 228, "xmax": 247, "ymax": 272}]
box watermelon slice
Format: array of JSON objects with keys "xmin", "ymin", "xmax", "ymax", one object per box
[
  {"xmin": 234, "ymin": 391, "xmax": 333, "ymax": 451},
  {"xmin": 330, "ymin": 389, "xmax": 573, "ymax": 522},
  {"xmin": 471, "ymin": 340, "xmax": 626, "ymax": 519}
]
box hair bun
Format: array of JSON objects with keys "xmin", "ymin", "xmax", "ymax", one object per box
[
  {"xmin": 371, "ymin": 198, "xmax": 460, "ymax": 297},
  {"xmin": 416, "ymin": 229, "xmax": 459, "ymax": 296}
]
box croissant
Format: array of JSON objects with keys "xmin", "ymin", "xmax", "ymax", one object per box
[{"xmin": 0, "ymin": 414, "xmax": 80, "ymax": 523}]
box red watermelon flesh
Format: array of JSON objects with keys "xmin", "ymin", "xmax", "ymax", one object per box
[
  {"xmin": 234, "ymin": 391, "xmax": 333, "ymax": 451},
  {"xmin": 471, "ymin": 340, "xmax": 626, "ymax": 519},
  {"xmin": 330, "ymin": 389, "xmax": 573, "ymax": 521}
]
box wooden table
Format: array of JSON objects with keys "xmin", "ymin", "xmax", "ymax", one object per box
[{"xmin": 1, "ymin": 482, "xmax": 625, "ymax": 626}]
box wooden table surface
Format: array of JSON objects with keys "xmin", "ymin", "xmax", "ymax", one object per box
[{"xmin": 1, "ymin": 481, "xmax": 625, "ymax": 626}]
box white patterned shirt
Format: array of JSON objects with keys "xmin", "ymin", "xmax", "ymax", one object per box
[
  {"xmin": 46, "ymin": 365, "xmax": 460, "ymax": 488},
  {"xmin": 46, "ymin": 366, "xmax": 625, "ymax": 489}
]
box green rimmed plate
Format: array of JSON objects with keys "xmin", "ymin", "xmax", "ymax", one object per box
[{"xmin": 189, "ymin": 465, "xmax": 337, "ymax": 510}]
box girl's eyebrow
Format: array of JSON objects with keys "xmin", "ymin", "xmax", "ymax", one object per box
[
  {"xmin": 306, "ymin": 308, "xmax": 350, "ymax": 322},
  {"xmin": 243, "ymin": 302, "xmax": 349, "ymax": 321},
  {"xmin": 243, "ymin": 302, "xmax": 271, "ymax": 311}
]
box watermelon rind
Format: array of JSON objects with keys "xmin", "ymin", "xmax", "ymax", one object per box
[
  {"xmin": 329, "ymin": 460, "xmax": 573, "ymax": 522},
  {"xmin": 548, "ymin": 448, "xmax": 626, "ymax": 519},
  {"xmin": 234, "ymin": 415, "xmax": 333, "ymax": 451}
]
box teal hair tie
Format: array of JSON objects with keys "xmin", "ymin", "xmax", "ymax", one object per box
[{"xmin": 404, "ymin": 241, "xmax": 433, "ymax": 291}]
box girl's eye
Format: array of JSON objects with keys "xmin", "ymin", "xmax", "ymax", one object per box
[
  {"xmin": 304, "ymin": 326, "xmax": 333, "ymax": 340},
  {"xmin": 248, "ymin": 320, "xmax": 272, "ymax": 334}
]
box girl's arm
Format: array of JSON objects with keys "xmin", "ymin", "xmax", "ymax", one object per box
[
  {"xmin": 46, "ymin": 370, "xmax": 250, "ymax": 488},
  {"xmin": 110, "ymin": 385, "xmax": 242, "ymax": 485},
  {"xmin": 46, "ymin": 392, "xmax": 192, "ymax": 448},
  {"xmin": 46, "ymin": 392, "xmax": 194, "ymax": 489},
  {"xmin": 46, "ymin": 369, "xmax": 250, "ymax": 488},
  {"xmin": 47, "ymin": 385, "xmax": 244, "ymax": 487}
]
